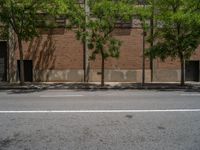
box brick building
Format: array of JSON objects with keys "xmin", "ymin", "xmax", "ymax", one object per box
[
  {"xmin": 0, "ymin": 3, "xmax": 200, "ymax": 83},
  {"xmin": 1, "ymin": 22, "xmax": 200, "ymax": 83}
]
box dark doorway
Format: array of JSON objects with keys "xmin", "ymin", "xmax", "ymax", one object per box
[
  {"xmin": 17, "ymin": 60, "xmax": 33, "ymax": 82},
  {"xmin": 185, "ymin": 61, "xmax": 199, "ymax": 82},
  {"xmin": 0, "ymin": 41, "xmax": 7, "ymax": 81}
]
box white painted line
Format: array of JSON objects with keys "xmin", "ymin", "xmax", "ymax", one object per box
[
  {"xmin": 40, "ymin": 95, "xmax": 84, "ymax": 98},
  {"xmin": 180, "ymin": 94, "xmax": 200, "ymax": 96},
  {"xmin": 0, "ymin": 109, "xmax": 200, "ymax": 114}
]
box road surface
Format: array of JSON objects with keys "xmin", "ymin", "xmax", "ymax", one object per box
[{"xmin": 0, "ymin": 89, "xmax": 200, "ymax": 150}]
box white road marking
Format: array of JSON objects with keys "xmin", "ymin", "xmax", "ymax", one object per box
[
  {"xmin": 40, "ymin": 95, "xmax": 84, "ymax": 98},
  {"xmin": 180, "ymin": 94, "xmax": 200, "ymax": 96},
  {"xmin": 0, "ymin": 109, "xmax": 200, "ymax": 114}
]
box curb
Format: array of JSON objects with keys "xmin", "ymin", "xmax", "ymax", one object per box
[{"xmin": 0, "ymin": 84, "xmax": 200, "ymax": 91}]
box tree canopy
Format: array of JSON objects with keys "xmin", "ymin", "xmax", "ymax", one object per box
[
  {"xmin": 0, "ymin": 0, "xmax": 68, "ymax": 85},
  {"xmin": 145, "ymin": 0, "xmax": 200, "ymax": 85}
]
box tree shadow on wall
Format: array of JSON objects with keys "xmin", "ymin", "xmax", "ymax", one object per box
[{"xmin": 25, "ymin": 33, "xmax": 56, "ymax": 82}]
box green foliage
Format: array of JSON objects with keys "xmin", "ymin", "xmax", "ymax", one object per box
[
  {"xmin": 75, "ymin": 0, "xmax": 134, "ymax": 60},
  {"xmin": 0, "ymin": 0, "xmax": 67, "ymax": 41},
  {"xmin": 0, "ymin": 0, "xmax": 38, "ymax": 41},
  {"xmin": 0, "ymin": 26, "xmax": 9, "ymax": 40},
  {"xmin": 65, "ymin": 0, "xmax": 86, "ymax": 29},
  {"xmin": 142, "ymin": 0, "xmax": 200, "ymax": 85},
  {"xmin": 0, "ymin": 0, "xmax": 67, "ymax": 84},
  {"xmin": 145, "ymin": 0, "xmax": 200, "ymax": 60}
]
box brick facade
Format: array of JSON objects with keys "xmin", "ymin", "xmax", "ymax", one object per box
[{"xmin": 8, "ymin": 27, "xmax": 200, "ymax": 83}]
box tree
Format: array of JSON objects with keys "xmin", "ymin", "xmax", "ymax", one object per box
[
  {"xmin": 146, "ymin": 0, "xmax": 200, "ymax": 86},
  {"xmin": 0, "ymin": 0, "xmax": 67, "ymax": 85},
  {"xmin": 59, "ymin": 0, "xmax": 90, "ymax": 82},
  {"xmin": 75, "ymin": 0, "xmax": 134, "ymax": 86}
]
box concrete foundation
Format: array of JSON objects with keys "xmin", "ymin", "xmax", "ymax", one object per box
[
  {"xmin": 33, "ymin": 70, "xmax": 84, "ymax": 82},
  {"xmin": 153, "ymin": 69, "xmax": 181, "ymax": 82},
  {"xmin": 89, "ymin": 69, "xmax": 151, "ymax": 82},
  {"xmin": 32, "ymin": 69, "xmax": 151, "ymax": 83},
  {"xmin": 9, "ymin": 68, "xmax": 182, "ymax": 83}
]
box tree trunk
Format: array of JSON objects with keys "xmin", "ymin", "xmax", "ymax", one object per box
[
  {"xmin": 150, "ymin": 58, "xmax": 153, "ymax": 82},
  {"xmin": 83, "ymin": 0, "xmax": 90, "ymax": 83},
  {"xmin": 180, "ymin": 57, "xmax": 185, "ymax": 86},
  {"xmin": 101, "ymin": 54, "xmax": 105, "ymax": 87},
  {"xmin": 83, "ymin": 42, "xmax": 89, "ymax": 82},
  {"xmin": 150, "ymin": 0, "xmax": 155, "ymax": 83},
  {"xmin": 18, "ymin": 37, "xmax": 25, "ymax": 86}
]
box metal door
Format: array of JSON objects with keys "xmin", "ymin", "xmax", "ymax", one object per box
[
  {"xmin": 0, "ymin": 41, "xmax": 7, "ymax": 81},
  {"xmin": 185, "ymin": 61, "xmax": 199, "ymax": 82},
  {"xmin": 17, "ymin": 60, "xmax": 33, "ymax": 82}
]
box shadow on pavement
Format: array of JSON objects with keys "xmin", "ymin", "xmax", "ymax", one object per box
[
  {"xmin": 6, "ymin": 89, "xmax": 47, "ymax": 94},
  {"xmin": 1, "ymin": 82, "xmax": 200, "ymax": 94}
]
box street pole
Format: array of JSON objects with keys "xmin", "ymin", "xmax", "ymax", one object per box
[
  {"xmin": 84, "ymin": 0, "xmax": 90, "ymax": 82},
  {"xmin": 142, "ymin": 1, "xmax": 146, "ymax": 86}
]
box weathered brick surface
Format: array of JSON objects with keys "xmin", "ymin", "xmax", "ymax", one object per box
[
  {"xmin": 12, "ymin": 27, "xmax": 200, "ymax": 82},
  {"xmin": 21, "ymin": 30, "xmax": 84, "ymax": 70},
  {"xmin": 156, "ymin": 45, "xmax": 200, "ymax": 70},
  {"xmin": 191, "ymin": 45, "xmax": 200, "ymax": 60},
  {"xmin": 16, "ymin": 28, "xmax": 151, "ymax": 70},
  {"xmin": 90, "ymin": 28, "xmax": 150, "ymax": 70},
  {"xmin": 157, "ymin": 58, "xmax": 181, "ymax": 69}
]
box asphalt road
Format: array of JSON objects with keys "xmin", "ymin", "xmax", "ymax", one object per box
[{"xmin": 0, "ymin": 89, "xmax": 200, "ymax": 150}]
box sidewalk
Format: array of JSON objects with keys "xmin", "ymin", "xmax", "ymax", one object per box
[{"xmin": 0, "ymin": 82, "xmax": 200, "ymax": 91}]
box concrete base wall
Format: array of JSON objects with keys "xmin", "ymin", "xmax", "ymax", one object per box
[
  {"xmin": 153, "ymin": 69, "xmax": 181, "ymax": 82},
  {"xmin": 9, "ymin": 69, "xmax": 181, "ymax": 83},
  {"xmin": 89, "ymin": 69, "xmax": 151, "ymax": 82},
  {"xmin": 32, "ymin": 69, "xmax": 151, "ymax": 83},
  {"xmin": 33, "ymin": 70, "xmax": 84, "ymax": 82}
]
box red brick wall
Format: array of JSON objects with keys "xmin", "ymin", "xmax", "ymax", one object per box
[
  {"xmin": 16, "ymin": 28, "xmax": 200, "ymax": 72},
  {"xmin": 20, "ymin": 30, "xmax": 84, "ymax": 70},
  {"xmin": 16, "ymin": 28, "xmax": 150, "ymax": 71},
  {"xmin": 156, "ymin": 46, "xmax": 200, "ymax": 70},
  {"xmin": 157, "ymin": 59, "xmax": 180, "ymax": 69},
  {"xmin": 191, "ymin": 45, "xmax": 200, "ymax": 60},
  {"xmin": 90, "ymin": 28, "xmax": 150, "ymax": 69}
]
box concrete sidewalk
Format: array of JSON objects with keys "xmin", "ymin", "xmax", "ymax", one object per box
[{"xmin": 0, "ymin": 82, "xmax": 200, "ymax": 91}]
